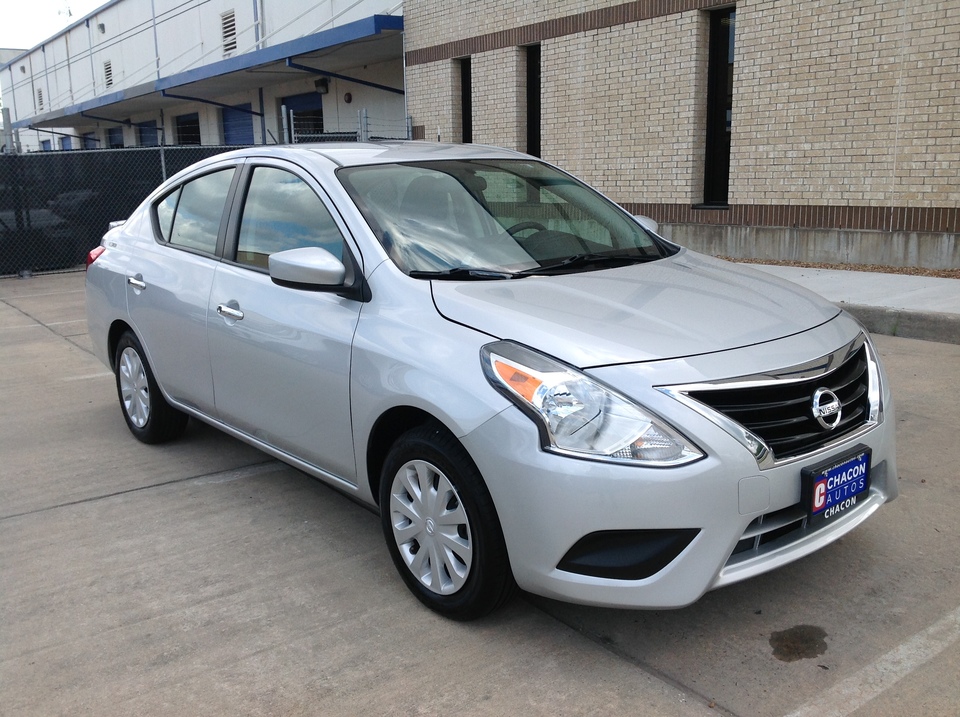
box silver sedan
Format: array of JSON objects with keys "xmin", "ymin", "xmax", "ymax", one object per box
[{"xmin": 85, "ymin": 143, "xmax": 897, "ymax": 620}]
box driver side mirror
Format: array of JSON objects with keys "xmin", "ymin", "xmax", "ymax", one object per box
[
  {"xmin": 268, "ymin": 246, "xmax": 370, "ymax": 301},
  {"xmin": 269, "ymin": 246, "xmax": 346, "ymax": 286},
  {"xmin": 634, "ymin": 215, "xmax": 660, "ymax": 234}
]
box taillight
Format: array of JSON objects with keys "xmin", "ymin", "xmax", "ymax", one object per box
[{"xmin": 86, "ymin": 245, "xmax": 106, "ymax": 269}]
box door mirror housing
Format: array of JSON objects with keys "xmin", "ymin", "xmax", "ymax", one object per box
[
  {"xmin": 269, "ymin": 246, "xmax": 346, "ymax": 287},
  {"xmin": 634, "ymin": 215, "xmax": 659, "ymax": 234},
  {"xmin": 268, "ymin": 246, "xmax": 370, "ymax": 301}
]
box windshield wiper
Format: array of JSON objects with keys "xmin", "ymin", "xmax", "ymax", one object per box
[
  {"xmin": 408, "ymin": 267, "xmax": 518, "ymax": 280},
  {"xmin": 515, "ymin": 252, "xmax": 658, "ymax": 276}
]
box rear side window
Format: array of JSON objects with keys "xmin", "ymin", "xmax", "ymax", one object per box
[
  {"xmin": 155, "ymin": 168, "xmax": 235, "ymax": 254},
  {"xmin": 234, "ymin": 166, "xmax": 345, "ymax": 269}
]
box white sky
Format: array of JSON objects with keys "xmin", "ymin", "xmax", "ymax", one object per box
[{"xmin": 1, "ymin": 0, "xmax": 108, "ymax": 52}]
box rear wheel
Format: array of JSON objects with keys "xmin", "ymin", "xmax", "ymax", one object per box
[
  {"xmin": 380, "ymin": 422, "xmax": 515, "ymax": 620},
  {"xmin": 114, "ymin": 331, "xmax": 188, "ymax": 444}
]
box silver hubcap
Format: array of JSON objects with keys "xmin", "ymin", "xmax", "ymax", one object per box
[
  {"xmin": 389, "ymin": 459, "xmax": 473, "ymax": 595},
  {"xmin": 119, "ymin": 347, "xmax": 150, "ymax": 428}
]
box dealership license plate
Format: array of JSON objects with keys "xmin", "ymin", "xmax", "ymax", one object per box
[{"xmin": 802, "ymin": 447, "xmax": 871, "ymax": 525}]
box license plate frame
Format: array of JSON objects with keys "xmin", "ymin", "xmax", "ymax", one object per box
[{"xmin": 801, "ymin": 446, "xmax": 872, "ymax": 526}]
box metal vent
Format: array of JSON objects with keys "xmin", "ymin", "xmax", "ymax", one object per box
[
  {"xmin": 36, "ymin": 88, "xmax": 44, "ymax": 110},
  {"xmin": 221, "ymin": 11, "xmax": 238, "ymax": 56},
  {"xmin": 104, "ymin": 61, "xmax": 113, "ymax": 88}
]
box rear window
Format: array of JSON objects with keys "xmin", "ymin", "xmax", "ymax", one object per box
[{"xmin": 154, "ymin": 168, "xmax": 235, "ymax": 254}]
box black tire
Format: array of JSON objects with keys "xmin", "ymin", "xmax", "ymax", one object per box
[
  {"xmin": 114, "ymin": 331, "xmax": 188, "ymax": 444},
  {"xmin": 379, "ymin": 422, "xmax": 516, "ymax": 620}
]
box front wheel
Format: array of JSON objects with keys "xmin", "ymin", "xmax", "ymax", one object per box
[
  {"xmin": 380, "ymin": 423, "xmax": 515, "ymax": 620},
  {"xmin": 114, "ymin": 331, "xmax": 188, "ymax": 444}
]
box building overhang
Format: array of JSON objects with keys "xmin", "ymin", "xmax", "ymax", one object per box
[{"xmin": 13, "ymin": 14, "xmax": 403, "ymax": 130}]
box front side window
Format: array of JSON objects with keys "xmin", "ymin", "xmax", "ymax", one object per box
[
  {"xmin": 156, "ymin": 168, "xmax": 235, "ymax": 253},
  {"xmin": 234, "ymin": 166, "xmax": 345, "ymax": 269},
  {"xmin": 338, "ymin": 159, "xmax": 668, "ymax": 276}
]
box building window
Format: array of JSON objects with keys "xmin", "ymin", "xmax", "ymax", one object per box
[
  {"xmin": 459, "ymin": 58, "xmax": 472, "ymax": 144},
  {"xmin": 106, "ymin": 126, "xmax": 124, "ymax": 148},
  {"xmin": 40, "ymin": 139, "xmax": 52, "ymax": 151},
  {"xmin": 59, "ymin": 136, "xmax": 72, "ymax": 151},
  {"xmin": 284, "ymin": 92, "xmax": 324, "ymax": 143},
  {"xmin": 36, "ymin": 88, "xmax": 44, "ymax": 111},
  {"xmin": 221, "ymin": 104, "xmax": 254, "ymax": 145},
  {"xmin": 175, "ymin": 113, "xmax": 201, "ymax": 145},
  {"xmin": 221, "ymin": 11, "xmax": 238, "ymax": 56},
  {"xmin": 104, "ymin": 61, "xmax": 113, "ymax": 89},
  {"xmin": 703, "ymin": 8, "xmax": 735, "ymax": 206},
  {"xmin": 82, "ymin": 132, "xmax": 98, "ymax": 149},
  {"xmin": 525, "ymin": 45, "xmax": 541, "ymax": 157},
  {"xmin": 137, "ymin": 120, "xmax": 160, "ymax": 147}
]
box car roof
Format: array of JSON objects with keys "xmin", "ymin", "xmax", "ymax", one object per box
[{"xmin": 228, "ymin": 141, "xmax": 531, "ymax": 168}]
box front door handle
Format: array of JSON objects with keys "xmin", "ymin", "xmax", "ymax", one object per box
[
  {"xmin": 127, "ymin": 276, "xmax": 146, "ymax": 290},
  {"xmin": 216, "ymin": 304, "xmax": 244, "ymax": 321}
]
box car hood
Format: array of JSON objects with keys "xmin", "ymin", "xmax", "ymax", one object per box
[{"xmin": 431, "ymin": 250, "xmax": 842, "ymax": 367}]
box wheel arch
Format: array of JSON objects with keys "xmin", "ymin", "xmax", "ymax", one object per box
[
  {"xmin": 107, "ymin": 319, "xmax": 136, "ymax": 371},
  {"xmin": 367, "ymin": 406, "xmax": 459, "ymax": 508}
]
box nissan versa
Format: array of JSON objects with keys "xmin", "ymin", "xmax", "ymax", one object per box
[{"xmin": 85, "ymin": 143, "xmax": 897, "ymax": 620}]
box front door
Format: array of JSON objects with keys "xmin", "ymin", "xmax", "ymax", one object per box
[{"xmin": 206, "ymin": 162, "xmax": 362, "ymax": 482}]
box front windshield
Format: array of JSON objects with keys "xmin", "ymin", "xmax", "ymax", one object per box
[{"xmin": 337, "ymin": 159, "xmax": 670, "ymax": 276}]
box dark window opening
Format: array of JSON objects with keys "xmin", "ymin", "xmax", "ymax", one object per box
[
  {"xmin": 459, "ymin": 58, "xmax": 472, "ymax": 144},
  {"xmin": 137, "ymin": 120, "xmax": 160, "ymax": 147},
  {"xmin": 82, "ymin": 132, "xmax": 98, "ymax": 149},
  {"xmin": 283, "ymin": 92, "xmax": 325, "ymax": 143},
  {"xmin": 291, "ymin": 109, "xmax": 324, "ymax": 142},
  {"xmin": 106, "ymin": 126, "xmax": 124, "ymax": 148},
  {"xmin": 525, "ymin": 45, "xmax": 541, "ymax": 157},
  {"xmin": 222, "ymin": 104, "xmax": 254, "ymax": 145},
  {"xmin": 703, "ymin": 8, "xmax": 735, "ymax": 206},
  {"xmin": 175, "ymin": 113, "xmax": 201, "ymax": 145}
]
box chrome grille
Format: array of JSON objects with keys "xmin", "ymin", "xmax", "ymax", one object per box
[{"xmin": 688, "ymin": 344, "xmax": 871, "ymax": 461}]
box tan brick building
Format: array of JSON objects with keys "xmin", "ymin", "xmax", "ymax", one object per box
[{"xmin": 404, "ymin": 0, "xmax": 960, "ymax": 268}]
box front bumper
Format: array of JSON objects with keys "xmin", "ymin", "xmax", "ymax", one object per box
[{"xmin": 461, "ymin": 325, "xmax": 897, "ymax": 609}]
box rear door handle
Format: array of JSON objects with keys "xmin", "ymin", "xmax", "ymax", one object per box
[
  {"xmin": 216, "ymin": 304, "xmax": 244, "ymax": 321},
  {"xmin": 127, "ymin": 276, "xmax": 146, "ymax": 290}
]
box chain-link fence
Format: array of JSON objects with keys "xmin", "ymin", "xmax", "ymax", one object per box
[{"xmin": 0, "ymin": 145, "xmax": 242, "ymax": 278}]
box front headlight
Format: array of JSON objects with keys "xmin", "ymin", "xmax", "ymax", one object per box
[{"xmin": 481, "ymin": 341, "xmax": 703, "ymax": 467}]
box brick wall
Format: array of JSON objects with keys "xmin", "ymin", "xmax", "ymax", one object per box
[
  {"xmin": 405, "ymin": 61, "xmax": 461, "ymax": 144},
  {"xmin": 472, "ymin": 48, "xmax": 526, "ymax": 149},
  {"xmin": 541, "ymin": 13, "xmax": 708, "ymax": 205},
  {"xmin": 405, "ymin": 0, "xmax": 628, "ymax": 51},
  {"xmin": 733, "ymin": 0, "xmax": 960, "ymax": 208}
]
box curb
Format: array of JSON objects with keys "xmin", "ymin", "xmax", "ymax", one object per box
[{"xmin": 840, "ymin": 303, "xmax": 960, "ymax": 345}]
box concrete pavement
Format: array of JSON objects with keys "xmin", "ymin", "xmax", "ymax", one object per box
[
  {"xmin": 749, "ymin": 264, "xmax": 960, "ymax": 345},
  {"xmin": 2, "ymin": 271, "xmax": 959, "ymax": 717}
]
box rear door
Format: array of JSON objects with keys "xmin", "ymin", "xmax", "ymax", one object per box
[
  {"xmin": 207, "ymin": 160, "xmax": 362, "ymax": 482},
  {"xmin": 126, "ymin": 163, "xmax": 239, "ymax": 414}
]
